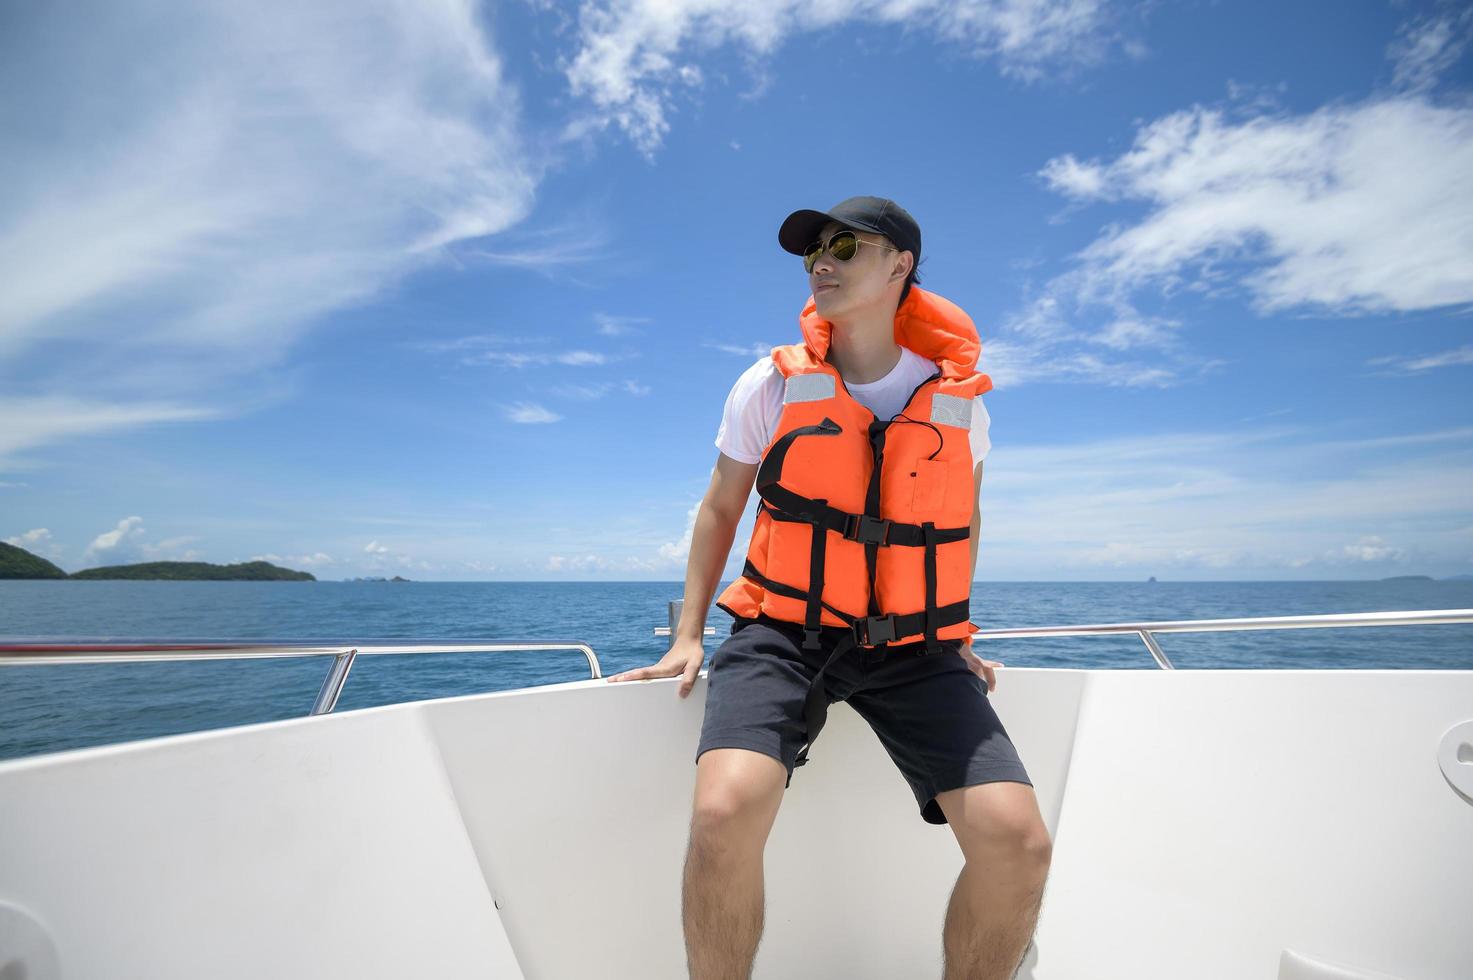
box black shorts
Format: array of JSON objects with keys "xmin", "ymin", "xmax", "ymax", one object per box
[{"xmin": 695, "ymin": 614, "xmax": 1032, "ymax": 825}]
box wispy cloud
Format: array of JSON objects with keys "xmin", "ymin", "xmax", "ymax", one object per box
[
  {"xmin": 1036, "ymin": 92, "xmax": 1473, "ymax": 317},
  {"xmin": 411, "ymin": 333, "xmax": 632, "ymax": 369},
  {"xmin": 405, "ymin": 334, "xmax": 543, "ymax": 355},
  {"xmin": 0, "ymin": 0, "xmax": 539, "ymax": 455},
  {"xmin": 1367, "ymin": 344, "xmax": 1473, "ymax": 373},
  {"xmin": 971, "ymin": 425, "xmax": 1473, "ymax": 577},
  {"xmin": 463, "ymin": 217, "xmax": 614, "ymax": 274},
  {"xmin": 0, "ymin": 396, "xmax": 220, "ymax": 470},
  {"xmin": 997, "ymin": 29, "xmax": 1473, "ymax": 390},
  {"xmin": 594, "ymin": 313, "xmax": 651, "ymax": 336},
  {"xmin": 464, "ymin": 349, "xmax": 612, "ymax": 368},
  {"xmin": 78, "ymin": 516, "xmax": 203, "ymax": 567},
  {"xmin": 251, "ymin": 551, "xmax": 336, "ymax": 567},
  {"xmin": 551, "ymin": 379, "xmax": 652, "ymax": 399},
  {"xmin": 557, "ymin": 0, "xmax": 1134, "ymax": 157},
  {"xmin": 705, "ymin": 341, "xmax": 775, "ymax": 358},
  {"xmin": 504, "ymin": 401, "xmax": 563, "ymax": 423},
  {"xmin": 657, "ymin": 500, "xmax": 701, "ymax": 563},
  {"xmin": 4, "ymin": 528, "xmax": 63, "ymax": 561},
  {"xmin": 1387, "ymin": 3, "xmax": 1473, "ymax": 95}
]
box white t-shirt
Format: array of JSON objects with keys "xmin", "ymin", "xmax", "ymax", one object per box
[{"xmin": 715, "ymin": 346, "xmax": 991, "ymax": 465}]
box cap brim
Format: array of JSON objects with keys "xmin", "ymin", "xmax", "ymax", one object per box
[
  {"xmin": 777, "ymin": 209, "xmax": 836, "ymax": 255},
  {"xmin": 778, "ymin": 208, "xmax": 890, "ymax": 254}
]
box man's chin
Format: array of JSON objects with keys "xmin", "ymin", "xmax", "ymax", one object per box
[{"xmin": 813, "ymin": 291, "xmax": 846, "ymax": 317}]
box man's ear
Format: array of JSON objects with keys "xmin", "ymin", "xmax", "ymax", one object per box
[{"xmin": 892, "ymin": 251, "xmax": 914, "ymax": 282}]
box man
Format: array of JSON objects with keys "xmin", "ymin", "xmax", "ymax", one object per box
[{"xmin": 606, "ymin": 196, "xmax": 1052, "ymax": 980}]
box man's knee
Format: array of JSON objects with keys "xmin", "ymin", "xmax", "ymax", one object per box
[
  {"xmin": 690, "ymin": 747, "xmax": 787, "ymax": 850},
  {"xmin": 939, "ymin": 781, "xmax": 1052, "ymax": 868}
]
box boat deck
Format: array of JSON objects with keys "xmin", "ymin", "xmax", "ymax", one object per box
[{"xmin": 1, "ymin": 665, "xmax": 1470, "ymax": 978}]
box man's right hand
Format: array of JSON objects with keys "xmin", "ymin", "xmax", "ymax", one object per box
[{"xmin": 604, "ymin": 635, "xmax": 706, "ymax": 699}]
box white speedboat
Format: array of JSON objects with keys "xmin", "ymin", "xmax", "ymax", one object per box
[{"xmin": 2, "ymin": 609, "xmax": 1470, "ymax": 979}]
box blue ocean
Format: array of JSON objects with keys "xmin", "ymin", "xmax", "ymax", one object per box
[{"xmin": 2, "ymin": 579, "xmax": 1469, "ymax": 762}]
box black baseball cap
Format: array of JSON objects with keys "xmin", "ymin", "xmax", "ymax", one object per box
[{"xmin": 778, "ymin": 196, "xmax": 921, "ymax": 269}]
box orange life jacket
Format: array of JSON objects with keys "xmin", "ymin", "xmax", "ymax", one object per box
[{"xmin": 715, "ymin": 285, "xmax": 993, "ymax": 657}]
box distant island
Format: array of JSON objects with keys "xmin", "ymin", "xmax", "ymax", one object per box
[
  {"xmin": 0, "ymin": 543, "xmax": 314, "ymax": 581},
  {"xmin": 0, "ymin": 542, "xmax": 67, "ymax": 579},
  {"xmin": 345, "ymin": 575, "xmax": 411, "ymax": 582},
  {"xmin": 1380, "ymin": 575, "xmax": 1434, "ymax": 582}
]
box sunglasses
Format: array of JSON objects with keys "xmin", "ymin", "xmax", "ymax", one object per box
[{"xmin": 802, "ymin": 230, "xmax": 899, "ymax": 273}]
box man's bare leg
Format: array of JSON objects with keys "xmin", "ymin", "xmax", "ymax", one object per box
[
  {"xmin": 935, "ymin": 781, "xmax": 1053, "ymax": 980},
  {"xmin": 684, "ymin": 748, "xmax": 789, "ymax": 980}
]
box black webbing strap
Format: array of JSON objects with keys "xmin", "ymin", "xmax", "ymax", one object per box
[
  {"xmin": 792, "ymin": 630, "xmax": 856, "ymax": 774},
  {"xmin": 754, "ymin": 419, "xmax": 966, "ymax": 550},
  {"xmin": 863, "ymin": 420, "xmax": 888, "ymax": 643},
  {"xmin": 758, "ymin": 500, "xmax": 967, "ymax": 547},
  {"xmin": 788, "ymin": 595, "xmax": 972, "ymax": 774},
  {"xmin": 922, "ymin": 521, "xmax": 942, "ymax": 656},
  {"xmin": 756, "ymin": 418, "xmax": 840, "ymax": 493},
  {"xmin": 739, "ymin": 557, "xmax": 970, "ymax": 645},
  {"xmin": 740, "ymin": 559, "xmax": 855, "ymax": 624},
  {"xmin": 802, "ymin": 503, "xmax": 827, "ymax": 650}
]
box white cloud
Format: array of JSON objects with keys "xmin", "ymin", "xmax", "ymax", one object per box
[
  {"xmin": 706, "ymin": 341, "xmax": 775, "ymax": 357},
  {"xmin": 463, "ymin": 349, "xmax": 611, "ymax": 368},
  {"xmin": 552, "ymin": 379, "xmax": 651, "ymax": 399},
  {"xmin": 4, "ymin": 527, "xmax": 64, "ymax": 561},
  {"xmin": 593, "ymin": 313, "xmax": 651, "ymax": 336},
  {"xmin": 1387, "ymin": 4, "xmax": 1473, "ymax": 95},
  {"xmin": 658, "ymin": 500, "xmax": 702, "ymax": 563},
  {"xmin": 504, "ymin": 401, "xmax": 563, "ymax": 423},
  {"xmin": 82, "ymin": 516, "xmax": 147, "ymax": 565},
  {"xmin": 559, "ymin": 0, "xmax": 1128, "ymax": 156},
  {"xmin": 0, "ymin": 0, "xmax": 539, "ymax": 451},
  {"xmin": 971, "ymin": 425, "xmax": 1473, "ymax": 577},
  {"xmin": 1335, "ymin": 535, "xmax": 1406, "ymax": 563},
  {"xmin": 5, "ymin": 528, "xmax": 52, "ymax": 548},
  {"xmin": 251, "ymin": 551, "xmax": 336, "ymax": 567},
  {"xmin": 78, "ymin": 519, "xmax": 209, "ymax": 566},
  {"xmin": 355, "ymin": 539, "xmax": 435, "ymax": 574},
  {"xmin": 0, "ymin": 396, "xmax": 219, "ymax": 470},
  {"xmin": 543, "ymin": 552, "xmax": 662, "ymax": 574},
  {"xmin": 1001, "ymin": 51, "xmax": 1473, "ymax": 390},
  {"xmin": 553, "ymin": 382, "xmax": 616, "ymax": 399},
  {"xmin": 1087, "ymin": 314, "xmax": 1182, "ymax": 351},
  {"xmin": 1367, "ymin": 344, "xmax": 1473, "ymax": 373},
  {"xmin": 1036, "ymin": 94, "xmax": 1473, "ymax": 316},
  {"xmin": 980, "ymin": 336, "xmax": 1201, "ymax": 389}
]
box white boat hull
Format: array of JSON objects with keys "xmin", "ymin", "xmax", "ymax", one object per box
[{"xmin": 1, "ymin": 667, "xmax": 1469, "ymax": 979}]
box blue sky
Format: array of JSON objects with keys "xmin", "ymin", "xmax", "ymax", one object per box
[{"xmin": 2, "ymin": 0, "xmax": 1471, "ymax": 581}]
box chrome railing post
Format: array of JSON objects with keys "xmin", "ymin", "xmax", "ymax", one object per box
[
  {"xmin": 1138, "ymin": 630, "xmax": 1174, "ymax": 670},
  {"xmin": 667, "ymin": 600, "xmax": 683, "ymax": 651},
  {"xmin": 310, "ymin": 649, "xmax": 357, "ymax": 716},
  {"xmin": 654, "ymin": 598, "xmax": 716, "ymax": 645}
]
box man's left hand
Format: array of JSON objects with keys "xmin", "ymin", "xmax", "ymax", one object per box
[{"xmin": 957, "ymin": 636, "xmax": 1004, "ymax": 692}]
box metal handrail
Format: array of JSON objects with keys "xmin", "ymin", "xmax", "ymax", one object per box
[
  {"xmin": 970, "ymin": 608, "xmax": 1473, "ymax": 669},
  {"xmin": 0, "ymin": 639, "xmax": 602, "ymax": 716}
]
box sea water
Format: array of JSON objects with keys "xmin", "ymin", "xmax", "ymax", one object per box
[{"xmin": 2, "ymin": 578, "xmax": 1469, "ymax": 761}]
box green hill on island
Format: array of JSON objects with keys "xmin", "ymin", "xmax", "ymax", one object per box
[
  {"xmin": 0, "ymin": 542, "xmax": 313, "ymax": 581},
  {"xmin": 72, "ymin": 560, "xmax": 314, "ymax": 581},
  {"xmin": 0, "ymin": 542, "xmax": 69, "ymax": 579}
]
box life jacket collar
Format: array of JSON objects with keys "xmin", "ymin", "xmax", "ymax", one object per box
[{"xmin": 797, "ymin": 285, "xmax": 982, "ymax": 382}]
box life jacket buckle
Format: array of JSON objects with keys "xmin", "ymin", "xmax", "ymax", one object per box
[
  {"xmin": 844, "ymin": 514, "xmax": 893, "ymax": 545},
  {"xmin": 854, "ymin": 614, "xmax": 897, "ymax": 646}
]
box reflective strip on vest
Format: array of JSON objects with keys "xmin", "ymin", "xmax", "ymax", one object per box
[
  {"xmin": 783, "ymin": 373, "xmax": 836, "ymax": 404},
  {"xmin": 930, "ymin": 392, "xmax": 972, "ymax": 429}
]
